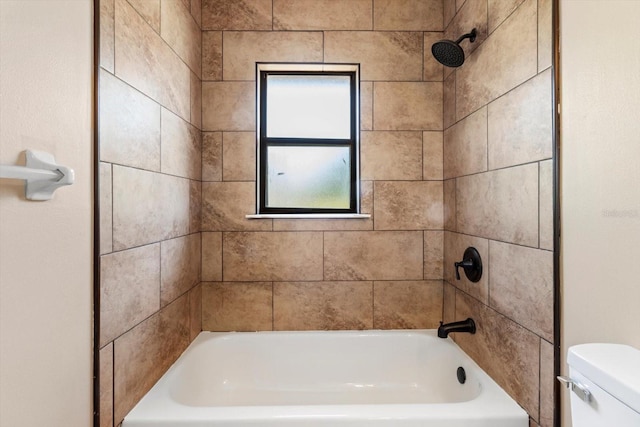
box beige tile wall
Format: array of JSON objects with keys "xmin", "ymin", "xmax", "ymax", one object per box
[
  {"xmin": 98, "ymin": 0, "xmax": 202, "ymax": 425},
  {"xmin": 97, "ymin": 1, "xmax": 556, "ymax": 426},
  {"xmin": 442, "ymin": 0, "xmax": 554, "ymax": 426},
  {"xmin": 200, "ymin": 0, "xmax": 446, "ymax": 333}
]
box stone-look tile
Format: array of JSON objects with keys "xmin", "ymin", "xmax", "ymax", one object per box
[
  {"xmin": 360, "ymin": 82, "xmax": 373, "ymax": 131},
  {"xmin": 161, "ymin": 0, "xmax": 202, "ymax": 77},
  {"xmin": 488, "ymin": 70, "xmax": 552, "ymax": 170},
  {"xmin": 202, "ymin": 232, "xmax": 222, "ymax": 281},
  {"xmin": 99, "ymin": 69, "xmax": 161, "ymax": 171},
  {"xmin": 443, "ymin": 231, "xmax": 489, "ymax": 304},
  {"xmin": 273, "ymin": 0, "xmax": 372, "ymax": 30},
  {"xmin": 374, "ymin": 281, "xmax": 443, "ymax": 329},
  {"xmin": 100, "ymin": 244, "xmax": 160, "ymax": 347},
  {"xmin": 538, "ymin": 0, "xmax": 553, "ymax": 72},
  {"xmin": 202, "ymin": 282, "xmax": 273, "ymax": 331},
  {"xmin": 190, "ymin": 72, "xmax": 202, "ymax": 129},
  {"xmin": 456, "ymin": 0, "xmax": 464, "ymax": 11},
  {"xmin": 274, "ymin": 282, "xmax": 373, "ymax": 330},
  {"xmin": 223, "ymin": 132, "xmax": 255, "ymax": 181},
  {"xmin": 115, "ymin": 0, "xmax": 191, "ymax": 120},
  {"xmin": 423, "ymin": 131, "xmax": 443, "ymax": 180},
  {"xmin": 112, "ymin": 165, "xmax": 190, "ymax": 250},
  {"xmin": 189, "ymin": 284, "xmax": 202, "ymax": 340},
  {"xmin": 443, "ymin": 0, "xmax": 456, "ymax": 27},
  {"xmin": 374, "ymin": 82, "xmax": 442, "ymax": 130},
  {"xmin": 443, "ymin": 72, "xmax": 456, "ymax": 130},
  {"xmin": 189, "ymin": 180, "xmax": 201, "ymax": 233},
  {"xmin": 99, "ymin": 343, "xmax": 113, "ymax": 427},
  {"xmin": 456, "ymin": 0, "xmax": 537, "ymax": 119},
  {"xmin": 161, "ymin": 234, "xmax": 201, "ymax": 306},
  {"xmin": 100, "ymin": 163, "xmax": 113, "ymax": 255},
  {"xmin": 446, "ymin": 0, "xmax": 488, "ymax": 59},
  {"xmin": 114, "ymin": 295, "xmax": 190, "ymax": 425},
  {"xmin": 224, "ymin": 232, "xmax": 323, "ymax": 281},
  {"xmin": 373, "ymin": 0, "xmax": 443, "ymax": 31},
  {"xmin": 539, "ymin": 160, "xmax": 553, "ymax": 250},
  {"xmin": 374, "ymin": 181, "xmax": 443, "ymax": 230},
  {"xmin": 443, "ymin": 52, "xmax": 454, "ymax": 82},
  {"xmin": 202, "ymin": 31, "xmax": 222, "ymax": 80},
  {"xmin": 443, "ymin": 179, "xmax": 456, "ymax": 231},
  {"xmin": 127, "ymin": 0, "xmax": 160, "ymax": 32},
  {"xmin": 455, "ymin": 292, "xmax": 540, "ymax": 418},
  {"xmin": 443, "ymin": 282, "xmax": 456, "ymax": 324},
  {"xmin": 424, "ymin": 231, "xmax": 444, "ymax": 279},
  {"xmin": 444, "ymin": 107, "xmax": 487, "ymax": 179},
  {"xmin": 223, "ymin": 31, "xmax": 323, "ymax": 81},
  {"xmin": 457, "ymin": 164, "xmax": 539, "ymax": 247},
  {"xmin": 488, "ymin": 0, "xmax": 525, "ymax": 34},
  {"xmin": 489, "ymin": 241, "xmax": 553, "ymax": 341},
  {"xmin": 325, "ymin": 32, "xmax": 422, "ymax": 82},
  {"xmin": 272, "ymin": 182, "xmax": 373, "ymax": 231},
  {"xmin": 181, "ymin": 0, "xmax": 190, "ymax": 9},
  {"xmin": 202, "ymin": 132, "xmax": 222, "ymax": 181},
  {"xmin": 202, "ymin": 182, "xmax": 272, "ymax": 231},
  {"xmin": 202, "ymin": 81, "xmax": 255, "ymax": 131},
  {"xmin": 361, "ymin": 131, "xmax": 423, "ymax": 181},
  {"xmin": 100, "ymin": 0, "xmax": 115, "ymax": 73},
  {"xmin": 161, "ymin": 108, "xmax": 202, "ymax": 180},
  {"xmin": 540, "ymin": 339, "xmax": 554, "ymax": 427},
  {"xmin": 202, "ymin": 0, "xmax": 272, "ymax": 30},
  {"xmin": 324, "ymin": 231, "xmax": 423, "ymax": 280},
  {"xmin": 191, "ymin": 0, "xmax": 202, "ymax": 27},
  {"xmin": 424, "ymin": 33, "xmax": 444, "ymax": 82}
]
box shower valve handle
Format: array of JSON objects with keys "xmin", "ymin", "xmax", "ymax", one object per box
[
  {"xmin": 454, "ymin": 259, "xmax": 475, "ymax": 280},
  {"xmin": 454, "ymin": 247, "xmax": 483, "ymax": 283}
]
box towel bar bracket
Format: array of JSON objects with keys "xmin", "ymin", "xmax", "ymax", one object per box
[{"xmin": 0, "ymin": 150, "xmax": 74, "ymax": 201}]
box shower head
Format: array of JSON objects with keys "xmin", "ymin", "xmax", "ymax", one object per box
[{"xmin": 431, "ymin": 28, "xmax": 477, "ymax": 68}]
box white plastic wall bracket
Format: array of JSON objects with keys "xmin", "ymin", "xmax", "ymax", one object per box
[{"xmin": 0, "ymin": 150, "xmax": 75, "ymax": 201}]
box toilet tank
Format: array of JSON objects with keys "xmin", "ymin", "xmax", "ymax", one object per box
[{"xmin": 566, "ymin": 343, "xmax": 640, "ymax": 427}]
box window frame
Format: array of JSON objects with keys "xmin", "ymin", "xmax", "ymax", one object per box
[{"xmin": 255, "ymin": 63, "xmax": 361, "ymax": 216}]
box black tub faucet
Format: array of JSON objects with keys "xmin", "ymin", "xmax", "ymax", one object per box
[{"xmin": 437, "ymin": 318, "xmax": 476, "ymax": 338}]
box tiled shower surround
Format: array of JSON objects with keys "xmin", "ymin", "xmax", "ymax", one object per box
[
  {"xmin": 97, "ymin": 1, "xmax": 554, "ymax": 426},
  {"xmin": 98, "ymin": 0, "xmax": 203, "ymax": 425},
  {"xmin": 441, "ymin": 0, "xmax": 554, "ymax": 426},
  {"xmin": 199, "ymin": 0, "xmax": 446, "ymax": 332}
]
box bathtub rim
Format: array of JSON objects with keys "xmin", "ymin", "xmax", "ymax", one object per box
[{"xmin": 123, "ymin": 329, "xmax": 528, "ymax": 425}]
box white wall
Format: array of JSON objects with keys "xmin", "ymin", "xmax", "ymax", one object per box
[
  {"xmin": 0, "ymin": 1, "xmax": 93, "ymax": 426},
  {"xmin": 561, "ymin": 0, "xmax": 640, "ymax": 425}
]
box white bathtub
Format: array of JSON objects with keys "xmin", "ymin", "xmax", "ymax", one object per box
[{"xmin": 123, "ymin": 330, "xmax": 528, "ymax": 427}]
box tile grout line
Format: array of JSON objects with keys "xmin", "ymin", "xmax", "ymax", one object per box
[
  {"xmin": 371, "ymin": 280, "xmax": 375, "ymax": 328},
  {"xmin": 110, "ymin": 163, "xmax": 114, "ymax": 254},
  {"xmin": 371, "ymin": 0, "xmax": 374, "ymax": 30},
  {"xmin": 538, "ymin": 161, "xmax": 541, "ymax": 249},
  {"xmin": 111, "ymin": 341, "xmax": 115, "ymax": 426}
]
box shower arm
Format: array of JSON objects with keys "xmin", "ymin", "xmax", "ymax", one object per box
[{"xmin": 455, "ymin": 29, "xmax": 477, "ymax": 45}]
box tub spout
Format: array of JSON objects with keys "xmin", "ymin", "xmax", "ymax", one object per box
[{"xmin": 437, "ymin": 318, "xmax": 476, "ymax": 338}]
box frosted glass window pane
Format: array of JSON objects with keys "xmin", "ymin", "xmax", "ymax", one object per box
[
  {"xmin": 266, "ymin": 75, "xmax": 351, "ymax": 139},
  {"xmin": 266, "ymin": 146, "xmax": 351, "ymax": 209}
]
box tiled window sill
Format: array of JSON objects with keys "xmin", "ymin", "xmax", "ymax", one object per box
[{"xmin": 246, "ymin": 214, "xmax": 371, "ymax": 219}]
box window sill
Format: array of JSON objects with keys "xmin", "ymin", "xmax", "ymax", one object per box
[{"xmin": 246, "ymin": 213, "xmax": 371, "ymax": 219}]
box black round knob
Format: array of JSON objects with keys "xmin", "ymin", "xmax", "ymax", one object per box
[{"xmin": 454, "ymin": 247, "xmax": 483, "ymax": 282}]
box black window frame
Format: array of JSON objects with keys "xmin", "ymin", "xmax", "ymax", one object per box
[{"xmin": 256, "ymin": 63, "xmax": 361, "ymax": 215}]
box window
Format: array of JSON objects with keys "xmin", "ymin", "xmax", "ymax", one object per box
[{"xmin": 255, "ymin": 63, "xmax": 362, "ymax": 216}]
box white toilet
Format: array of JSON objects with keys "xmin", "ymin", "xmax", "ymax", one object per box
[{"xmin": 562, "ymin": 343, "xmax": 640, "ymax": 426}]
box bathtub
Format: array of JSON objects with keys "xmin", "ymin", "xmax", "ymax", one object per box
[{"xmin": 122, "ymin": 330, "xmax": 528, "ymax": 427}]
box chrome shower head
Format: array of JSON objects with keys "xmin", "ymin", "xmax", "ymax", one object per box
[{"xmin": 431, "ymin": 28, "xmax": 477, "ymax": 68}]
